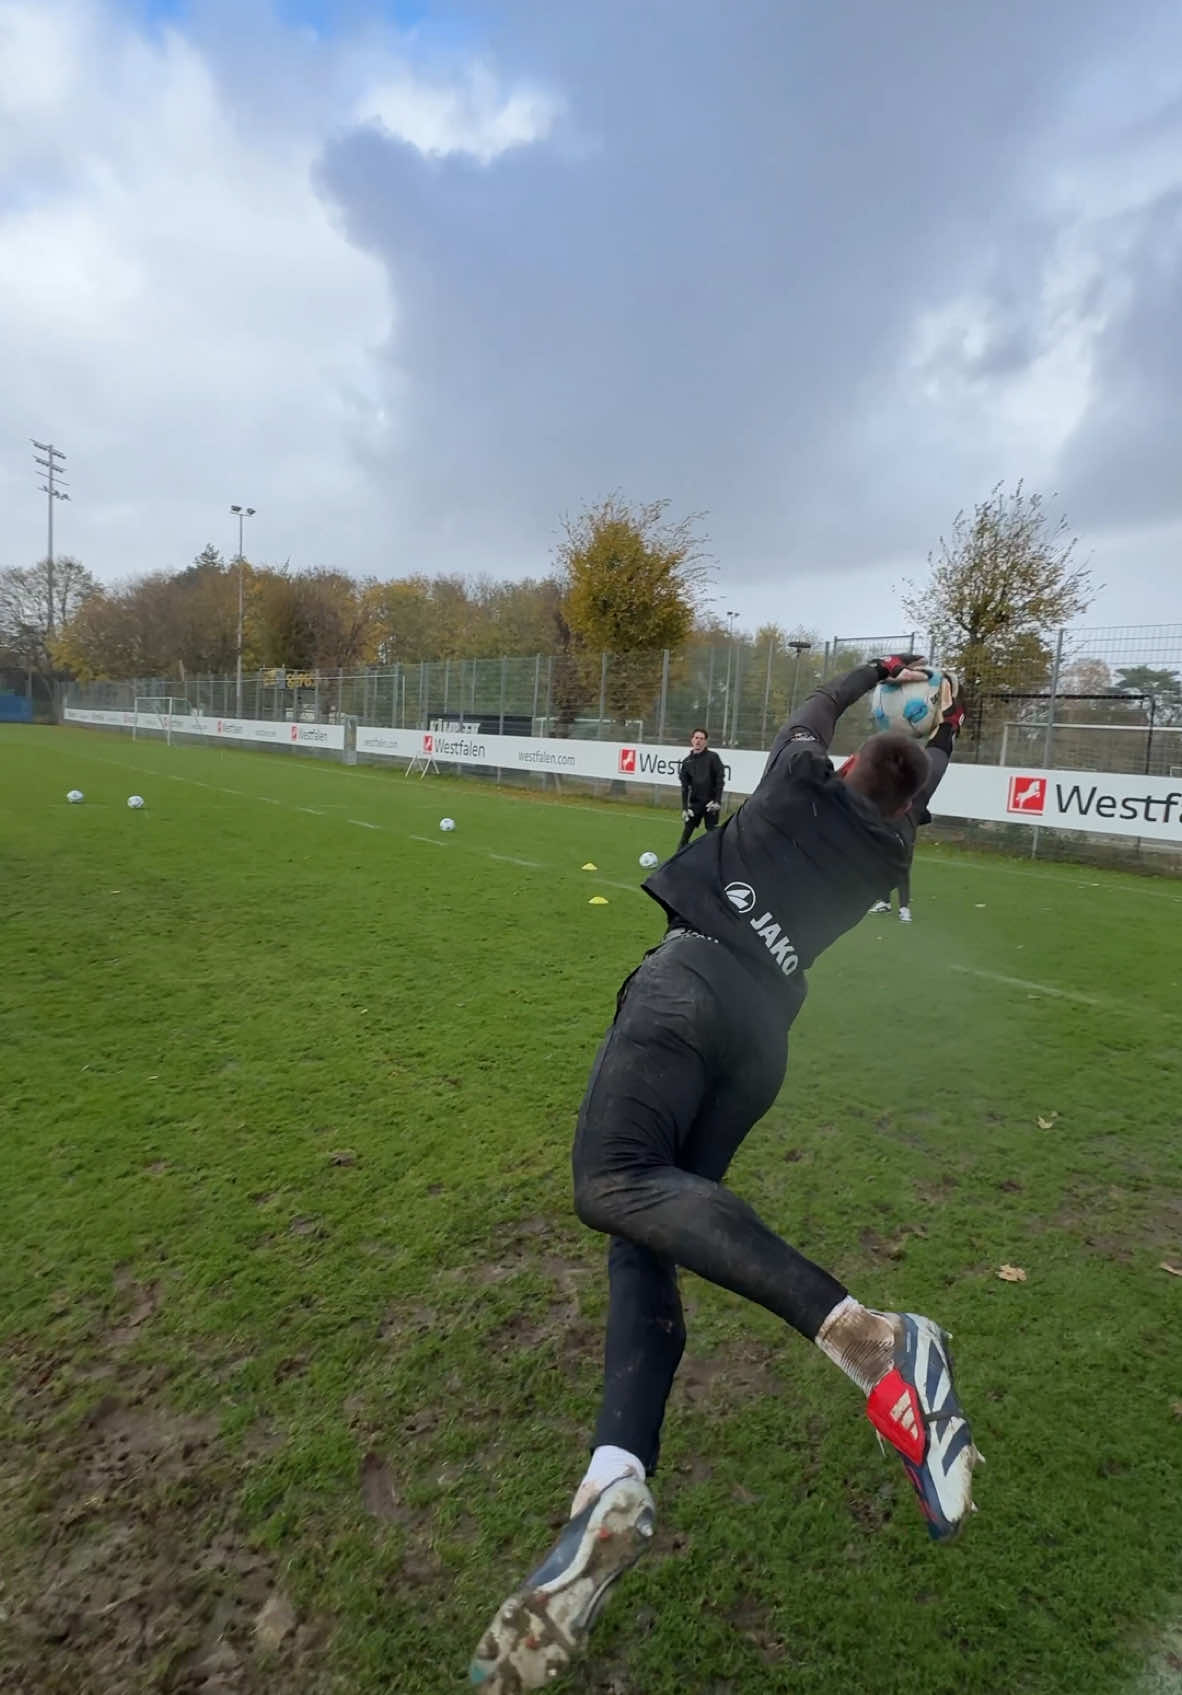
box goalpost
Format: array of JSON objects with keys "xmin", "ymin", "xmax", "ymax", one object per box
[
  {"xmin": 133, "ymin": 696, "xmax": 196, "ymax": 745},
  {"xmin": 1000, "ymin": 719, "xmax": 1182, "ymax": 772}
]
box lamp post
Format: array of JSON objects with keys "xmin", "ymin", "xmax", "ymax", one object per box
[
  {"xmin": 32, "ymin": 441, "xmax": 69, "ymax": 636},
  {"xmin": 788, "ymin": 639, "xmax": 812, "ymax": 713},
  {"xmin": 229, "ymin": 505, "xmax": 256, "ymax": 715}
]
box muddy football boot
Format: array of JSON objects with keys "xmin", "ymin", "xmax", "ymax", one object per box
[{"xmin": 469, "ymin": 1475, "xmax": 655, "ymax": 1689}]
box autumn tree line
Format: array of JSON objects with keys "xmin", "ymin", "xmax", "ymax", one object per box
[{"xmin": 2, "ymin": 485, "xmax": 1179, "ymax": 730}]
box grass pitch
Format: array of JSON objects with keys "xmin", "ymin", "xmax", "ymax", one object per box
[{"xmin": 1, "ymin": 724, "xmax": 1180, "ymax": 1695}]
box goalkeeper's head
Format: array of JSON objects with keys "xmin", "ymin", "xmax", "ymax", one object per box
[{"xmin": 839, "ymin": 732, "xmax": 928, "ymax": 819}]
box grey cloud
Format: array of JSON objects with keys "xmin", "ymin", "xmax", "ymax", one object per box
[
  {"xmin": 1060, "ymin": 187, "xmax": 1182, "ymax": 532},
  {"xmin": 316, "ymin": 0, "xmax": 1166, "ymax": 597}
]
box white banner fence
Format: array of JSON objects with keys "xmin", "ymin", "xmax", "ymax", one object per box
[{"xmin": 62, "ymin": 707, "xmax": 1182, "ymax": 845}]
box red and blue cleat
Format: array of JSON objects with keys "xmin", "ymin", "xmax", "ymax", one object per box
[{"xmin": 866, "ymin": 1313, "xmax": 982, "ymax": 1541}]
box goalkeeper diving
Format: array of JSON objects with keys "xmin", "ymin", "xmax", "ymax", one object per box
[{"xmin": 469, "ymin": 656, "xmax": 978, "ymax": 1692}]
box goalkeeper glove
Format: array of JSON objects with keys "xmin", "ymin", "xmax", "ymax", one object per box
[
  {"xmin": 875, "ymin": 653, "xmax": 925, "ymax": 680},
  {"xmin": 682, "ymin": 809, "xmax": 693, "ymax": 822},
  {"xmin": 705, "ymin": 801, "xmax": 721, "ymax": 813},
  {"xmin": 868, "ymin": 650, "xmax": 929, "ymax": 678}
]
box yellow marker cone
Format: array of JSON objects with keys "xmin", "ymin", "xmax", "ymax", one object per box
[
  {"xmin": 581, "ymin": 862, "xmax": 598, "ymax": 871},
  {"xmin": 588, "ymin": 895, "xmax": 609, "ymax": 905}
]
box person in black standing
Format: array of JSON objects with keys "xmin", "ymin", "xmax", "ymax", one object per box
[
  {"xmin": 677, "ymin": 727, "xmax": 726, "ymax": 849},
  {"xmin": 469, "ymin": 657, "xmax": 978, "ymax": 1693}
]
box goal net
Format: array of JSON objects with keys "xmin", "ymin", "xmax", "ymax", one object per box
[{"xmin": 133, "ymin": 696, "xmax": 196, "ymax": 744}]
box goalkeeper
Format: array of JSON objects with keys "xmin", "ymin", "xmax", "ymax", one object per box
[
  {"xmin": 470, "ymin": 658, "xmax": 978, "ymax": 1692},
  {"xmin": 676, "ymin": 727, "xmax": 727, "ymax": 848}
]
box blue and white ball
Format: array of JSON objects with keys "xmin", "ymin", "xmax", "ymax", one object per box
[
  {"xmin": 870, "ymin": 670, "xmax": 947, "ymax": 740},
  {"xmin": 66, "ymin": 789, "xmax": 84, "ymax": 804},
  {"xmin": 439, "ymin": 817, "xmax": 456, "ymax": 832},
  {"xmin": 127, "ymin": 794, "xmax": 145, "ymax": 809},
  {"xmin": 638, "ymin": 851, "xmax": 659, "ymax": 869}
]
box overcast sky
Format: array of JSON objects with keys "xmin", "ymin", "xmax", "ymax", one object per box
[{"xmin": 2, "ymin": 0, "xmax": 1181, "ymax": 640}]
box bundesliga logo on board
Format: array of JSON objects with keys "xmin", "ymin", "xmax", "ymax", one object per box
[{"xmin": 1007, "ymin": 776, "xmax": 1047, "ymax": 815}]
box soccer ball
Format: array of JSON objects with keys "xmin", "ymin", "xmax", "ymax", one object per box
[
  {"xmin": 66, "ymin": 790, "xmax": 84, "ymax": 804},
  {"xmin": 127, "ymin": 795, "xmax": 145, "ymax": 809},
  {"xmin": 439, "ymin": 817, "xmax": 455, "ymax": 832},
  {"xmin": 870, "ymin": 669, "xmax": 948, "ymax": 740},
  {"xmin": 638, "ymin": 851, "xmax": 659, "ymax": 869}
]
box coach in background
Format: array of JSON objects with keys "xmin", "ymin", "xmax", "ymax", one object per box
[{"xmin": 677, "ymin": 728, "xmax": 726, "ymax": 849}]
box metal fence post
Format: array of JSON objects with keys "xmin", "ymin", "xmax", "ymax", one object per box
[
  {"xmin": 1042, "ymin": 628, "xmax": 1065, "ymax": 770},
  {"xmin": 498, "ymin": 654, "xmax": 507, "ymax": 735},
  {"xmin": 531, "ymin": 654, "xmax": 541, "ymax": 731},
  {"xmin": 760, "ymin": 634, "xmax": 776, "ymax": 745},
  {"xmin": 731, "ymin": 640, "xmax": 744, "ymax": 745},
  {"xmin": 544, "ymin": 654, "xmax": 554, "ymax": 734},
  {"xmin": 598, "ymin": 651, "xmax": 608, "ymax": 738},
  {"xmin": 658, "ymin": 648, "xmax": 670, "ymax": 740},
  {"xmin": 1032, "ymin": 627, "xmax": 1066, "ymax": 860},
  {"xmin": 705, "ymin": 645, "xmax": 715, "ymax": 736}
]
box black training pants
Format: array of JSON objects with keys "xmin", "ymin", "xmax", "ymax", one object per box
[
  {"xmin": 677, "ymin": 803, "xmax": 719, "ymax": 850},
  {"xmin": 571, "ymin": 930, "xmax": 847, "ymax": 1474}
]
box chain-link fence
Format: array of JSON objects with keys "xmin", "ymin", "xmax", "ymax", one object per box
[{"xmin": 66, "ymin": 623, "xmax": 1182, "ymax": 772}]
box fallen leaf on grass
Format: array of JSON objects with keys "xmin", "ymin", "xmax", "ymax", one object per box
[
  {"xmin": 327, "ymin": 1149, "xmax": 357, "ymax": 1167},
  {"xmin": 997, "ymin": 1264, "xmax": 1028, "ymax": 1283},
  {"xmin": 1160, "ymin": 1262, "xmax": 1182, "ymax": 1278},
  {"xmin": 1037, "ymin": 1113, "xmax": 1060, "ymax": 1130},
  {"xmin": 1170, "ymin": 1401, "xmax": 1182, "ymax": 1420}
]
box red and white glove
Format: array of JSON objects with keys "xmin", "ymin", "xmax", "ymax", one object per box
[{"xmin": 875, "ymin": 653, "xmax": 926, "ymax": 681}]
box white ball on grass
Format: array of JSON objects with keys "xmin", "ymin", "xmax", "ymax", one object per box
[
  {"xmin": 638, "ymin": 851, "xmax": 659, "ymax": 869},
  {"xmin": 439, "ymin": 817, "xmax": 455, "ymax": 832},
  {"xmin": 127, "ymin": 795, "xmax": 145, "ymax": 809},
  {"xmin": 66, "ymin": 790, "xmax": 84, "ymax": 804}
]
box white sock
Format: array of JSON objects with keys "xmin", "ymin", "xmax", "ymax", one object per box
[
  {"xmin": 815, "ymin": 1296, "xmax": 897, "ymax": 1396},
  {"xmin": 570, "ymin": 1445, "xmax": 645, "ymax": 1518}
]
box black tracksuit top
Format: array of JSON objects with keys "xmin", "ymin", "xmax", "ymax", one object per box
[
  {"xmin": 644, "ymin": 664, "xmax": 951, "ymax": 1010},
  {"xmin": 679, "ymin": 748, "xmax": 726, "ymax": 807}
]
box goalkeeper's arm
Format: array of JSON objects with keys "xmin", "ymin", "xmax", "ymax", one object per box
[
  {"xmin": 913, "ymin": 694, "xmax": 966, "ymax": 817},
  {"xmin": 766, "ymin": 654, "xmax": 923, "ymax": 761}
]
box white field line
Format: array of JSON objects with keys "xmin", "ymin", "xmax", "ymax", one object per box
[
  {"xmin": 948, "ymin": 963, "xmax": 1106, "ymax": 1008},
  {"xmin": 948, "ymin": 962, "xmax": 1177, "ymax": 1022},
  {"xmin": 922, "ymin": 852, "xmax": 1182, "ymax": 906},
  {"xmin": 347, "ymin": 819, "xmax": 380, "ymax": 830}
]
